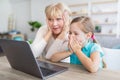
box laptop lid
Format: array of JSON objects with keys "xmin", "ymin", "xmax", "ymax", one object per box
[
  {"xmin": 0, "ymin": 39, "xmax": 68, "ymax": 80},
  {"xmin": 0, "ymin": 39, "xmax": 44, "ymax": 79}
]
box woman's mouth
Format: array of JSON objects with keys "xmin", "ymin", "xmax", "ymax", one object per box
[{"xmin": 53, "ymin": 28, "xmax": 60, "ymax": 30}]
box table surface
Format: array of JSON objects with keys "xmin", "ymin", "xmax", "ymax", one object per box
[{"xmin": 0, "ymin": 56, "xmax": 120, "ymax": 80}]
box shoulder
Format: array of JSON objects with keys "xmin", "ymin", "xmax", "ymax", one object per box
[
  {"xmin": 91, "ymin": 43, "xmax": 101, "ymax": 50},
  {"xmin": 84, "ymin": 42, "xmax": 101, "ymax": 50},
  {"xmin": 90, "ymin": 43, "xmax": 104, "ymax": 57},
  {"xmin": 37, "ymin": 25, "xmax": 48, "ymax": 34},
  {"xmin": 37, "ymin": 25, "xmax": 47, "ymax": 32}
]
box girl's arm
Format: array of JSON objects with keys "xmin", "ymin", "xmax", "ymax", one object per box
[{"xmin": 75, "ymin": 50, "xmax": 100, "ymax": 73}]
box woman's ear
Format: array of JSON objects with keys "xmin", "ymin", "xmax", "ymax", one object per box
[{"xmin": 86, "ymin": 32, "xmax": 92, "ymax": 39}]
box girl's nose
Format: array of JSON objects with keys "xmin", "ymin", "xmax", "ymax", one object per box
[
  {"xmin": 68, "ymin": 35, "xmax": 70, "ymax": 39},
  {"xmin": 68, "ymin": 33, "xmax": 73, "ymax": 39}
]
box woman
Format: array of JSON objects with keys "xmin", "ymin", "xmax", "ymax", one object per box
[{"xmin": 31, "ymin": 2, "xmax": 71, "ymax": 62}]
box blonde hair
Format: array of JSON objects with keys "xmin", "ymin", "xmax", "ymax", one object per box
[
  {"xmin": 45, "ymin": 2, "xmax": 71, "ymax": 18},
  {"xmin": 71, "ymin": 16, "xmax": 98, "ymax": 43}
]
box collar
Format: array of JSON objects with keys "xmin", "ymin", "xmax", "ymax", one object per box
[{"xmin": 82, "ymin": 41, "xmax": 92, "ymax": 51}]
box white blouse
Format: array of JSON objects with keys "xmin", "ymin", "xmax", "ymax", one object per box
[{"xmin": 30, "ymin": 25, "xmax": 70, "ymax": 62}]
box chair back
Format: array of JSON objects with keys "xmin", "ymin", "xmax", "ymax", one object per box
[{"xmin": 103, "ymin": 47, "xmax": 120, "ymax": 71}]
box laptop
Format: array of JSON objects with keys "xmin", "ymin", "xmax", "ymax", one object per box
[{"xmin": 0, "ymin": 39, "xmax": 68, "ymax": 80}]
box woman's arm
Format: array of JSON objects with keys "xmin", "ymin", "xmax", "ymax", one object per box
[
  {"xmin": 31, "ymin": 25, "xmax": 52, "ymax": 58},
  {"xmin": 50, "ymin": 51, "xmax": 71, "ymax": 62},
  {"xmin": 45, "ymin": 39, "xmax": 67, "ymax": 58}
]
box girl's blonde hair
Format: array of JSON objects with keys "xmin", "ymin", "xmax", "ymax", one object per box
[
  {"xmin": 45, "ymin": 2, "xmax": 71, "ymax": 18},
  {"xmin": 71, "ymin": 16, "xmax": 98, "ymax": 43}
]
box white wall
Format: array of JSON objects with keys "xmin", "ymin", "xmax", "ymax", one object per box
[
  {"xmin": 30, "ymin": 0, "xmax": 110, "ymax": 24},
  {"xmin": 31, "ymin": 0, "xmax": 90, "ymax": 24},
  {"xmin": 10, "ymin": 0, "xmax": 32, "ymax": 39},
  {"xmin": 30, "ymin": 0, "xmax": 90, "ymax": 39},
  {"xmin": 0, "ymin": 0, "xmax": 12, "ymax": 32},
  {"xmin": 1, "ymin": 0, "xmax": 117, "ymax": 39},
  {"xmin": 0, "ymin": 0, "xmax": 32, "ymax": 39}
]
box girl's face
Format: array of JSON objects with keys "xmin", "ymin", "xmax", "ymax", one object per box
[
  {"xmin": 47, "ymin": 15, "xmax": 64, "ymax": 35},
  {"xmin": 69, "ymin": 22, "xmax": 88, "ymax": 45}
]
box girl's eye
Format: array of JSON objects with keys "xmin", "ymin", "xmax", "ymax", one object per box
[
  {"xmin": 69, "ymin": 32, "xmax": 72, "ymax": 35},
  {"xmin": 74, "ymin": 32, "xmax": 78, "ymax": 35}
]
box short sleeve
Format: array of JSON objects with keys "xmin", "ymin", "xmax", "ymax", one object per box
[{"xmin": 90, "ymin": 44, "xmax": 104, "ymax": 58}]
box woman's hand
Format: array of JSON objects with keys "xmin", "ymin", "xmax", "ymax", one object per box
[
  {"xmin": 69, "ymin": 35, "xmax": 82, "ymax": 53},
  {"xmin": 57, "ymin": 11, "xmax": 70, "ymax": 39},
  {"xmin": 44, "ymin": 19, "xmax": 52, "ymax": 42},
  {"xmin": 63, "ymin": 11, "xmax": 70, "ymax": 33},
  {"xmin": 46, "ymin": 19, "xmax": 52, "ymax": 33}
]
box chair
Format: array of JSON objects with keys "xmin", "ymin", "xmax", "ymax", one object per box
[
  {"xmin": 112, "ymin": 45, "xmax": 120, "ymax": 49},
  {"xmin": 102, "ymin": 47, "xmax": 120, "ymax": 71}
]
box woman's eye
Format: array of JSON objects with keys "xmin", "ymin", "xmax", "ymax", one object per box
[
  {"xmin": 56, "ymin": 18, "xmax": 62, "ymax": 21},
  {"xmin": 48, "ymin": 19, "xmax": 52, "ymax": 21}
]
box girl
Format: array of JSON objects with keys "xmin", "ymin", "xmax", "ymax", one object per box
[{"xmin": 50, "ymin": 16, "xmax": 104, "ymax": 73}]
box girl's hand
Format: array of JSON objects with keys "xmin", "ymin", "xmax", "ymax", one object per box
[
  {"xmin": 68, "ymin": 42, "xmax": 73, "ymax": 53},
  {"xmin": 69, "ymin": 35, "xmax": 82, "ymax": 53}
]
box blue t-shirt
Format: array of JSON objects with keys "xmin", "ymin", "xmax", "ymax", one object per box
[{"xmin": 70, "ymin": 41, "xmax": 104, "ymax": 68}]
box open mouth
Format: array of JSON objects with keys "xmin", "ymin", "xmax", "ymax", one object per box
[{"xmin": 53, "ymin": 28, "xmax": 60, "ymax": 31}]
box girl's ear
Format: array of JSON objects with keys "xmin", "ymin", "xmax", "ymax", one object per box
[{"xmin": 86, "ymin": 32, "xmax": 92, "ymax": 39}]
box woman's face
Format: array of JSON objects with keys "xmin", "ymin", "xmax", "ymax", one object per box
[
  {"xmin": 69, "ymin": 22, "xmax": 87, "ymax": 45},
  {"xmin": 47, "ymin": 15, "xmax": 64, "ymax": 35}
]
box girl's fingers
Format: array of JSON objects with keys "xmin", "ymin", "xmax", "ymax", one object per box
[
  {"xmin": 70, "ymin": 35, "xmax": 82, "ymax": 51},
  {"xmin": 69, "ymin": 36, "xmax": 76, "ymax": 49},
  {"xmin": 73, "ymin": 36, "xmax": 82, "ymax": 46},
  {"xmin": 73, "ymin": 36, "xmax": 79, "ymax": 45},
  {"xmin": 68, "ymin": 42, "xmax": 73, "ymax": 53}
]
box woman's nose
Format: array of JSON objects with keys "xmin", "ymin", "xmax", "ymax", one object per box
[{"xmin": 53, "ymin": 20, "xmax": 57, "ymax": 26}]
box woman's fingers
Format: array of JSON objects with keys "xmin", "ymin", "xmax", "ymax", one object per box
[
  {"xmin": 62, "ymin": 11, "xmax": 70, "ymax": 32},
  {"xmin": 46, "ymin": 19, "xmax": 52, "ymax": 32}
]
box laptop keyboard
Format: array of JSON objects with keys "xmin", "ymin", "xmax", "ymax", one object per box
[{"xmin": 40, "ymin": 67, "xmax": 57, "ymax": 76}]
